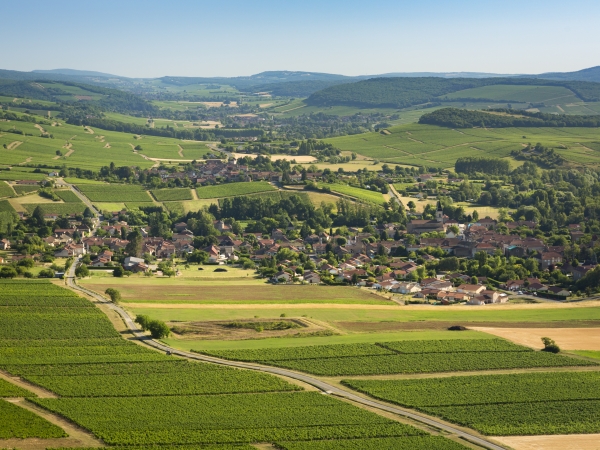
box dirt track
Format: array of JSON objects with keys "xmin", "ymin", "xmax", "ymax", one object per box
[
  {"xmin": 471, "ymin": 327, "xmax": 600, "ymax": 350},
  {"xmin": 7, "ymin": 141, "xmax": 22, "ymax": 150}
]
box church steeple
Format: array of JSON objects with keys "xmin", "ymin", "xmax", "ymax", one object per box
[{"xmin": 436, "ymin": 201, "xmax": 444, "ymax": 223}]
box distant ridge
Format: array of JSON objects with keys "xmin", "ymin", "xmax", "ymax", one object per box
[
  {"xmin": 535, "ymin": 66, "xmax": 600, "ymax": 83},
  {"xmin": 32, "ymin": 68, "xmax": 120, "ymax": 78}
]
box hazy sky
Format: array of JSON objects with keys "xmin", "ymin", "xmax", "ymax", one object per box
[{"xmin": 2, "ymin": 0, "xmax": 599, "ymax": 78}]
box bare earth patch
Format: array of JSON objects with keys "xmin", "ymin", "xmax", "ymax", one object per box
[
  {"xmin": 7, "ymin": 141, "xmax": 23, "ymax": 150},
  {"xmin": 338, "ymin": 320, "xmax": 600, "ymax": 332},
  {"xmin": 493, "ymin": 434, "xmax": 600, "ymax": 450},
  {"xmin": 471, "ymin": 327, "xmax": 600, "ymax": 350}
]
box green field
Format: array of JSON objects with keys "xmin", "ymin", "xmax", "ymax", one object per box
[
  {"xmin": 151, "ymin": 188, "xmax": 193, "ymax": 201},
  {"xmin": 325, "ymin": 183, "xmax": 385, "ymax": 204},
  {"xmin": 196, "ymin": 181, "xmax": 276, "ymax": 199},
  {"xmin": 442, "ymin": 85, "xmax": 579, "ymax": 105},
  {"xmin": 197, "ymin": 339, "xmax": 595, "ymax": 376},
  {"xmin": 0, "ymin": 399, "xmax": 67, "ymax": 439},
  {"xmin": 0, "ymin": 280, "xmax": 465, "ymax": 448},
  {"xmin": 325, "ymin": 123, "xmax": 600, "ymax": 167},
  {"xmin": 345, "ymin": 372, "xmax": 600, "ymax": 435},
  {"xmin": 0, "ymin": 181, "xmax": 14, "ymax": 198},
  {"xmin": 23, "ymin": 202, "xmax": 87, "ymax": 215},
  {"xmin": 77, "ymin": 184, "xmax": 153, "ymax": 202}
]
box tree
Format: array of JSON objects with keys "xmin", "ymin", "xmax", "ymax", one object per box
[
  {"xmin": 104, "ymin": 288, "xmax": 121, "ymax": 303},
  {"xmin": 148, "ymin": 319, "xmax": 170, "ymax": 339},
  {"xmin": 134, "ymin": 314, "xmax": 151, "ymax": 331},
  {"xmin": 0, "ymin": 266, "xmax": 17, "ymax": 278},
  {"xmin": 75, "ymin": 264, "xmax": 89, "ymax": 278},
  {"xmin": 38, "ymin": 268, "xmax": 55, "ymax": 278},
  {"xmin": 125, "ymin": 229, "xmax": 143, "ymax": 257},
  {"xmin": 470, "ymin": 276, "xmax": 479, "ymax": 285},
  {"xmin": 541, "ymin": 337, "xmax": 560, "ymax": 353},
  {"xmin": 336, "ymin": 237, "xmax": 347, "ymax": 246},
  {"xmin": 31, "ymin": 205, "xmax": 46, "ymax": 227},
  {"xmin": 112, "ymin": 265, "xmax": 124, "ymax": 277},
  {"xmin": 407, "ymin": 201, "xmax": 416, "ymax": 211}
]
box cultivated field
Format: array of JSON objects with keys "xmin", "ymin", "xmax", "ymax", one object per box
[
  {"xmin": 196, "ymin": 181, "xmax": 275, "ymax": 198},
  {"xmin": 0, "ymin": 279, "xmax": 465, "ymax": 449},
  {"xmin": 77, "ymin": 183, "xmax": 153, "ymax": 202},
  {"xmin": 325, "ymin": 123, "xmax": 600, "ymax": 168}
]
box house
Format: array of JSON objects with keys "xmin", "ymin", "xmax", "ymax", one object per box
[
  {"xmin": 0, "ymin": 239, "xmax": 10, "ymax": 250},
  {"xmin": 304, "ymin": 271, "xmax": 321, "ymax": 284},
  {"xmin": 204, "ymin": 245, "xmax": 224, "ymax": 263},
  {"xmin": 272, "ymin": 271, "xmax": 293, "ymax": 283},
  {"xmin": 391, "ymin": 282, "xmax": 422, "ymax": 295},
  {"xmin": 54, "ymin": 243, "xmax": 86, "ymax": 257},
  {"xmin": 373, "ymin": 280, "xmax": 398, "ymax": 291},
  {"xmin": 539, "ymin": 252, "xmax": 562, "ymax": 270},
  {"xmin": 456, "ymin": 284, "xmax": 486, "ymax": 296}
]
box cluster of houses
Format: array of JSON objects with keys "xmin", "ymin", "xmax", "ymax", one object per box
[{"xmin": 145, "ymin": 160, "xmax": 322, "ymax": 185}]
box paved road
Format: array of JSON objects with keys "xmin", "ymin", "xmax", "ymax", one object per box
[{"xmin": 66, "ymin": 260, "xmax": 505, "ymax": 450}]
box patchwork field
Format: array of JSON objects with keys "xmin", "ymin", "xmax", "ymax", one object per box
[{"xmin": 0, "ymin": 279, "xmax": 466, "ymax": 449}]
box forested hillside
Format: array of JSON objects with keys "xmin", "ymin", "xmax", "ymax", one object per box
[{"xmin": 419, "ymin": 108, "xmax": 600, "ymax": 128}]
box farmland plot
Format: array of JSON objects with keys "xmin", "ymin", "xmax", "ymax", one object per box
[
  {"xmin": 196, "ymin": 181, "xmax": 275, "ymax": 199},
  {"xmin": 77, "ymin": 184, "xmax": 153, "ymax": 202}
]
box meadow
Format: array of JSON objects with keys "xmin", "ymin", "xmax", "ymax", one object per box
[
  {"xmin": 0, "ymin": 279, "xmax": 466, "ymax": 449},
  {"xmin": 325, "ymin": 123, "xmax": 600, "ymax": 168},
  {"xmin": 345, "ymin": 372, "xmax": 600, "ymax": 435}
]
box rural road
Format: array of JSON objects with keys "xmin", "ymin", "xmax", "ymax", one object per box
[{"xmin": 66, "ymin": 259, "xmax": 506, "ymax": 450}]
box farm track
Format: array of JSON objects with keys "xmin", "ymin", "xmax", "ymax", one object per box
[
  {"xmin": 0, "ymin": 370, "xmax": 57, "ymax": 398},
  {"xmin": 7, "ymin": 141, "xmax": 23, "ymax": 150},
  {"xmin": 177, "ymin": 144, "xmax": 184, "ymax": 158},
  {"xmin": 66, "ymin": 263, "xmax": 506, "ymax": 450}
]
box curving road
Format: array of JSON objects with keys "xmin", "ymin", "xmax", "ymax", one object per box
[{"xmin": 66, "ymin": 259, "xmax": 505, "ymax": 450}]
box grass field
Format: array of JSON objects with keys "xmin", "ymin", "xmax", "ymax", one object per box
[
  {"xmin": 196, "ymin": 181, "xmax": 276, "ymax": 199},
  {"xmin": 324, "ymin": 123, "xmax": 600, "ymax": 168}
]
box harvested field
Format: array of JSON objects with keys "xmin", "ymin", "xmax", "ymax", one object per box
[
  {"xmin": 338, "ymin": 320, "xmax": 600, "ymax": 332},
  {"xmin": 493, "ymin": 433, "xmax": 600, "ymax": 450},
  {"xmin": 471, "ymin": 327, "xmax": 600, "ymax": 350}
]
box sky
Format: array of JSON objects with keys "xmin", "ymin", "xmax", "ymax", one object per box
[{"xmin": 2, "ymin": 0, "xmax": 599, "ymax": 78}]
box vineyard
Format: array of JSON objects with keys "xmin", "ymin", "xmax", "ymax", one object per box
[
  {"xmin": 151, "ymin": 188, "xmax": 194, "ymax": 201},
  {"xmin": 0, "ymin": 280, "xmax": 466, "ymax": 448},
  {"xmin": 196, "ymin": 181, "xmax": 276, "ymax": 199},
  {"xmin": 325, "ymin": 183, "xmax": 385, "ymax": 204},
  {"xmin": 23, "ymin": 202, "xmax": 87, "ymax": 215},
  {"xmin": 0, "ymin": 399, "xmax": 67, "ymax": 439},
  {"xmin": 344, "ymin": 371, "xmax": 600, "ymax": 435},
  {"xmin": 0, "ymin": 378, "xmax": 31, "ymax": 397},
  {"xmin": 77, "ymin": 183, "xmax": 153, "ymax": 202},
  {"xmin": 54, "ymin": 189, "xmax": 82, "ymax": 202},
  {"xmin": 199, "ymin": 339, "xmax": 596, "ymax": 376},
  {"xmin": 0, "ymin": 181, "xmax": 14, "ymax": 198}
]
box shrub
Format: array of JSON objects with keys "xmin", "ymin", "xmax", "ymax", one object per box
[
  {"xmin": 541, "ymin": 337, "xmax": 561, "ymax": 353},
  {"xmin": 104, "ymin": 288, "xmax": 121, "ymax": 303},
  {"xmin": 134, "ymin": 314, "xmax": 151, "ymax": 331},
  {"xmin": 38, "ymin": 269, "xmax": 55, "ymax": 278},
  {"xmin": 148, "ymin": 319, "xmax": 170, "ymax": 339}
]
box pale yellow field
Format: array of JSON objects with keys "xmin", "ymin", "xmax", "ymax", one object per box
[{"xmin": 472, "ymin": 327, "xmax": 600, "ymax": 351}]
